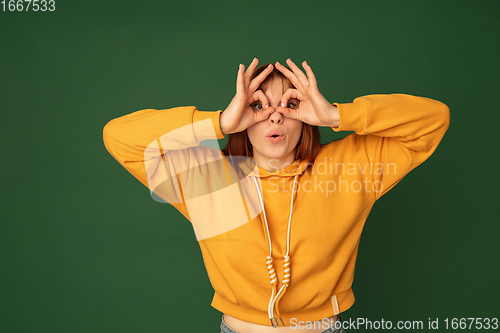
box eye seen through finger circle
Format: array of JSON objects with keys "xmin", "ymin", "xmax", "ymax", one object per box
[
  {"xmin": 286, "ymin": 98, "xmax": 300, "ymax": 109},
  {"xmin": 250, "ymin": 101, "xmax": 264, "ymax": 112}
]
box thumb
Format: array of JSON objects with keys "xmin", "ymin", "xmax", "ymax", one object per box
[
  {"xmin": 253, "ymin": 106, "xmax": 275, "ymax": 123},
  {"xmin": 276, "ymin": 105, "xmax": 299, "ymax": 120}
]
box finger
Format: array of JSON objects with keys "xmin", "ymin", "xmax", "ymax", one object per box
[
  {"xmin": 252, "ymin": 90, "xmax": 270, "ymax": 109},
  {"xmin": 302, "ymin": 61, "xmax": 317, "ymax": 88},
  {"xmin": 280, "ymin": 88, "xmax": 300, "ymax": 107},
  {"xmin": 254, "ymin": 107, "xmax": 275, "ymax": 123},
  {"xmin": 243, "ymin": 58, "xmax": 259, "ymax": 88},
  {"xmin": 236, "ymin": 64, "xmax": 245, "ymax": 95},
  {"xmin": 274, "ymin": 61, "xmax": 301, "ymax": 88},
  {"xmin": 276, "ymin": 105, "xmax": 299, "ymax": 120},
  {"xmin": 286, "ymin": 58, "xmax": 309, "ymax": 87},
  {"xmin": 248, "ymin": 64, "xmax": 273, "ymax": 93},
  {"xmin": 247, "ymin": 90, "xmax": 270, "ymax": 113}
]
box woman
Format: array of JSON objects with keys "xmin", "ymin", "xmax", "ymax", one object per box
[{"xmin": 103, "ymin": 58, "xmax": 450, "ymax": 332}]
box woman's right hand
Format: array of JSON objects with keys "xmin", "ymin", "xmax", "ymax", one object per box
[{"xmin": 220, "ymin": 58, "xmax": 275, "ymax": 135}]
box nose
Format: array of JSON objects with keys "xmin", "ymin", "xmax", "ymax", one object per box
[{"xmin": 268, "ymin": 110, "xmax": 283, "ymax": 124}]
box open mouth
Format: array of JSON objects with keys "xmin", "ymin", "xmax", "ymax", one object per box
[{"xmin": 266, "ymin": 134, "xmax": 284, "ymax": 143}]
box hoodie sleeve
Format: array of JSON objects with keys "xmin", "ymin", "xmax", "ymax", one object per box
[
  {"xmin": 331, "ymin": 94, "xmax": 450, "ymax": 201},
  {"xmin": 102, "ymin": 106, "xmax": 225, "ymax": 217}
]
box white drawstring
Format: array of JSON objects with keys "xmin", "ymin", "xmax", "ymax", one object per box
[{"xmin": 252, "ymin": 174, "xmax": 299, "ymax": 327}]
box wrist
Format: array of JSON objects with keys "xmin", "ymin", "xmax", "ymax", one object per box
[
  {"xmin": 328, "ymin": 105, "xmax": 340, "ymax": 128},
  {"xmin": 219, "ymin": 111, "xmax": 229, "ymax": 135}
]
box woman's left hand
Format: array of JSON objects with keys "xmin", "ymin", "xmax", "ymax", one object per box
[{"xmin": 275, "ymin": 59, "xmax": 339, "ymax": 127}]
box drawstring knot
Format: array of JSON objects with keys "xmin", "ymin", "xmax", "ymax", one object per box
[
  {"xmin": 266, "ymin": 256, "xmax": 278, "ymax": 286},
  {"xmin": 283, "ymin": 255, "xmax": 291, "ymax": 285}
]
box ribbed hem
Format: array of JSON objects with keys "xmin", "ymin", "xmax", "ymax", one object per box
[
  {"xmin": 211, "ymin": 288, "xmax": 355, "ymax": 327},
  {"xmin": 331, "ymin": 101, "xmax": 366, "ymax": 134},
  {"xmin": 193, "ymin": 109, "xmax": 225, "ymax": 140}
]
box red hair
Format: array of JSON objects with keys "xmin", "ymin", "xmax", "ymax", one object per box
[{"xmin": 222, "ymin": 63, "xmax": 321, "ymax": 164}]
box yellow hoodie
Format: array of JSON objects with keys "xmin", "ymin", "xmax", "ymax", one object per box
[{"xmin": 102, "ymin": 94, "xmax": 450, "ymax": 326}]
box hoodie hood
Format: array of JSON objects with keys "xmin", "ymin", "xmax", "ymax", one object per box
[{"xmin": 238, "ymin": 158, "xmax": 311, "ymax": 179}]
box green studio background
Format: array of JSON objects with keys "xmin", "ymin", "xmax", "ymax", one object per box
[{"xmin": 1, "ymin": 0, "xmax": 499, "ymax": 332}]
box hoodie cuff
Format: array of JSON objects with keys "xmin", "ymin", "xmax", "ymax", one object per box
[
  {"xmin": 331, "ymin": 101, "xmax": 366, "ymax": 134},
  {"xmin": 192, "ymin": 109, "xmax": 225, "ymax": 141}
]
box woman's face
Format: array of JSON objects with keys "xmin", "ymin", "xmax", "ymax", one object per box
[{"xmin": 246, "ymin": 75, "xmax": 303, "ymax": 171}]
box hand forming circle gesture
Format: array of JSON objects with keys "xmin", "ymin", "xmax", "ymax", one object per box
[
  {"xmin": 275, "ymin": 59, "xmax": 339, "ymax": 127},
  {"xmin": 220, "ymin": 58, "xmax": 276, "ymax": 135}
]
